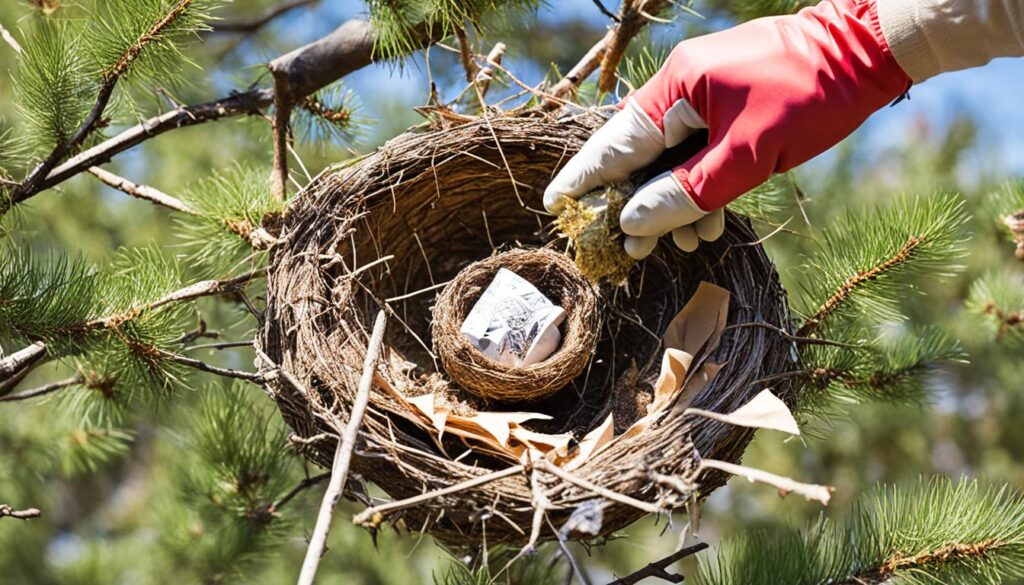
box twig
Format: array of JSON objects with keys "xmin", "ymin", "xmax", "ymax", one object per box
[
  {"xmin": 721, "ymin": 321, "xmax": 859, "ymax": 349},
  {"xmin": 0, "ymin": 21, "xmax": 23, "ymax": 54},
  {"xmin": 158, "ymin": 349, "xmax": 265, "ymax": 382},
  {"xmin": 183, "ymin": 340, "xmax": 254, "ymax": 352},
  {"xmin": 700, "ymin": 459, "xmax": 834, "ymax": 505},
  {"xmin": 0, "ymin": 504, "xmax": 41, "ymax": 521},
  {"xmin": 297, "ymin": 310, "xmax": 387, "ymax": 585},
  {"xmin": 215, "ymin": 0, "xmax": 317, "ymax": 33},
  {"xmin": 87, "ymin": 166, "xmax": 197, "ymax": 214},
  {"xmin": 352, "ymin": 464, "xmax": 525, "ymax": 527},
  {"xmin": 454, "ymin": 26, "xmax": 480, "ymax": 82},
  {"xmin": 591, "ymin": 0, "xmax": 620, "ymax": 21},
  {"xmin": 0, "ymin": 374, "xmax": 83, "ymax": 402},
  {"xmin": 273, "ymin": 471, "xmax": 331, "ymax": 512},
  {"xmin": 0, "ymin": 342, "xmax": 47, "ymax": 388},
  {"xmin": 535, "ymin": 459, "xmax": 661, "ymax": 514},
  {"xmin": 606, "ymin": 542, "xmax": 709, "ymax": 585}
]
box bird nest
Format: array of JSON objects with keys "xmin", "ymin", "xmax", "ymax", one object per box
[
  {"xmin": 432, "ymin": 247, "xmax": 600, "ymax": 402},
  {"xmin": 258, "ymin": 109, "xmax": 796, "ymax": 549}
]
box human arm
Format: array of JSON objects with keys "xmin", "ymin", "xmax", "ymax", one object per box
[{"xmin": 544, "ymin": 0, "xmax": 1024, "ymax": 259}]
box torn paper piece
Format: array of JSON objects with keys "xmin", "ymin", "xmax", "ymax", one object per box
[
  {"xmin": 662, "ymin": 281, "xmax": 730, "ymax": 355},
  {"xmin": 685, "ymin": 389, "xmax": 799, "ymax": 435}
]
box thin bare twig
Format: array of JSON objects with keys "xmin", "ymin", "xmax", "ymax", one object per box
[
  {"xmin": 0, "ymin": 374, "xmax": 83, "ymax": 402},
  {"xmin": 273, "ymin": 471, "xmax": 331, "ymax": 512},
  {"xmin": 158, "ymin": 349, "xmax": 265, "ymax": 382},
  {"xmin": 535, "ymin": 459, "xmax": 661, "ymax": 514},
  {"xmin": 606, "ymin": 542, "xmax": 709, "ymax": 585},
  {"xmin": 297, "ymin": 310, "xmax": 387, "ymax": 585},
  {"xmin": 215, "ymin": 0, "xmax": 317, "ymax": 33},
  {"xmin": 0, "ymin": 504, "xmax": 41, "ymax": 520},
  {"xmin": 352, "ymin": 464, "xmax": 525, "ymax": 527},
  {"xmin": 88, "ymin": 166, "xmax": 197, "ymax": 214},
  {"xmin": 0, "ymin": 21, "xmax": 23, "ymax": 54}
]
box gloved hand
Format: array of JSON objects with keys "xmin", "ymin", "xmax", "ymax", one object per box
[{"xmin": 544, "ymin": 0, "xmax": 912, "ymax": 259}]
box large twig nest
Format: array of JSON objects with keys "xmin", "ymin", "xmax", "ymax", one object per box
[
  {"xmin": 431, "ymin": 247, "xmax": 600, "ymax": 402},
  {"xmin": 258, "ymin": 109, "xmax": 796, "ymax": 549}
]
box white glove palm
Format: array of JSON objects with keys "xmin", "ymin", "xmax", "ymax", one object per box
[{"xmin": 544, "ymin": 100, "xmax": 725, "ymax": 259}]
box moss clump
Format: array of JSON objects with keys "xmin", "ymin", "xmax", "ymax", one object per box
[{"xmin": 553, "ymin": 182, "xmax": 635, "ymax": 285}]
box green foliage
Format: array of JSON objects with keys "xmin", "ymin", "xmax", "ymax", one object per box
[
  {"xmin": 12, "ymin": 19, "xmax": 94, "ymax": 156},
  {"xmin": 0, "ymin": 245, "xmax": 192, "ymax": 406},
  {"xmin": 434, "ymin": 549, "xmax": 566, "ymax": 585},
  {"xmin": 728, "ymin": 173, "xmax": 799, "ymax": 225},
  {"xmin": 83, "ymin": 0, "xmax": 221, "ymax": 86},
  {"xmin": 157, "ymin": 384, "xmax": 299, "ymax": 582},
  {"xmin": 367, "ymin": 0, "xmax": 542, "ymax": 60},
  {"xmin": 967, "ymin": 272, "xmax": 1024, "ymax": 346},
  {"xmin": 693, "ymin": 477, "xmax": 1024, "ymax": 585},
  {"xmin": 799, "ymin": 326, "xmax": 965, "ymax": 416},
  {"xmin": 177, "ymin": 163, "xmax": 283, "ymax": 278},
  {"xmin": 621, "ymin": 44, "xmax": 669, "ymax": 90},
  {"xmin": 294, "ymin": 83, "xmax": 365, "ymax": 148},
  {"xmin": 796, "ymin": 194, "xmax": 969, "ymax": 336}
]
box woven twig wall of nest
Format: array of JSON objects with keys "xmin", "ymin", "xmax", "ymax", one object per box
[{"xmin": 258, "ymin": 109, "xmax": 797, "ymax": 549}]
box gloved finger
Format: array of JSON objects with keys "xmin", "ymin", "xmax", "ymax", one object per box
[
  {"xmin": 544, "ymin": 100, "xmax": 665, "ymax": 214},
  {"xmin": 694, "ymin": 208, "xmax": 725, "ymax": 242},
  {"xmin": 619, "ymin": 169, "xmax": 707, "ymax": 237},
  {"xmin": 623, "ymin": 234, "xmax": 659, "ymax": 260},
  {"xmin": 671, "ymin": 225, "xmax": 699, "ymax": 252}
]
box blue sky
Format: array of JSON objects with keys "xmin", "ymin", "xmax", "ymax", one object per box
[{"xmin": 281, "ymin": 1, "xmax": 1024, "ymax": 177}]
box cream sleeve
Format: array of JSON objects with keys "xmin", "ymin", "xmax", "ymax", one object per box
[{"xmin": 877, "ymin": 0, "xmax": 1024, "ymax": 82}]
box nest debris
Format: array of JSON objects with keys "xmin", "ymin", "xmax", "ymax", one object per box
[
  {"xmin": 257, "ymin": 109, "xmax": 796, "ymax": 549},
  {"xmin": 554, "ymin": 182, "xmax": 636, "ymax": 285}
]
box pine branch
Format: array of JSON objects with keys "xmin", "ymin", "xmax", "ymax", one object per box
[
  {"xmin": 692, "ymin": 478, "xmax": 1024, "ymax": 585},
  {"xmin": 88, "ymin": 166, "xmax": 198, "ymax": 214},
  {"xmin": 271, "ymin": 471, "xmax": 331, "ymax": 512},
  {"xmin": 798, "ymin": 235, "xmax": 921, "ymax": 337},
  {"xmin": 0, "ymin": 373, "xmax": 83, "ymax": 402},
  {"xmin": 214, "ymin": 0, "xmax": 317, "ymax": 33},
  {"xmin": 0, "ymin": 504, "xmax": 41, "ymax": 521},
  {"xmin": 795, "ymin": 195, "xmax": 968, "ymax": 338},
  {"xmin": 545, "ymin": 0, "xmax": 670, "ymax": 106},
  {"xmin": 8, "ymin": 0, "xmax": 199, "ymax": 210},
  {"xmin": 156, "ymin": 349, "xmax": 264, "ymax": 382}
]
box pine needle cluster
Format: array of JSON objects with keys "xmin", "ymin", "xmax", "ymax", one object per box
[
  {"xmin": 967, "ymin": 272, "xmax": 1024, "ymax": 346},
  {"xmin": 693, "ymin": 477, "xmax": 1024, "ymax": 585}
]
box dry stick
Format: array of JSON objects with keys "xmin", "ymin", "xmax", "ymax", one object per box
[
  {"xmin": 0, "ymin": 342, "xmax": 46, "ymax": 389},
  {"xmin": 534, "ymin": 459, "xmax": 661, "ymax": 514},
  {"xmin": 0, "ymin": 21, "xmax": 23, "ymax": 54},
  {"xmin": 214, "ymin": 0, "xmax": 318, "ymax": 33},
  {"xmin": 0, "ymin": 504, "xmax": 41, "ymax": 521},
  {"xmin": 297, "ymin": 310, "xmax": 387, "ymax": 585},
  {"xmin": 87, "ymin": 166, "xmax": 198, "ymax": 214},
  {"xmin": 157, "ymin": 349, "xmax": 265, "ymax": 382},
  {"xmin": 606, "ymin": 542, "xmax": 710, "ymax": 585},
  {"xmin": 273, "ymin": 471, "xmax": 331, "ymax": 512},
  {"xmin": 352, "ymin": 464, "xmax": 525, "ymax": 526},
  {"xmin": 0, "ymin": 374, "xmax": 83, "ymax": 402}
]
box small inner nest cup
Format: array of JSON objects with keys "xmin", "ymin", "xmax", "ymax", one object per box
[{"xmin": 431, "ymin": 248, "xmax": 600, "ymax": 402}]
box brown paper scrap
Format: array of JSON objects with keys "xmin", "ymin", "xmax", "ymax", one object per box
[
  {"xmin": 684, "ymin": 389, "xmax": 799, "ymax": 435},
  {"xmin": 663, "ymin": 281, "xmax": 730, "ymax": 355}
]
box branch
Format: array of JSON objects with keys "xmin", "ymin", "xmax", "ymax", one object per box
[
  {"xmin": 7, "ymin": 0, "xmax": 196, "ymax": 212},
  {"xmin": 214, "ymin": 0, "xmax": 317, "ymax": 33},
  {"xmin": 797, "ymin": 235, "xmax": 922, "ymax": 338},
  {"xmin": 298, "ymin": 310, "xmax": 387, "ymax": 585},
  {"xmin": 0, "ymin": 342, "xmax": 47, "ymax": 390},
  {"xmin": 607, "ymin": 543, "xmax": 709, "ymax": 585},
  {"xmin": 0, "ymin": 374, "xmax": 83, "ymax": 402},
  {"xmin": 544, "ymin": 0, "xmax": 670, "ymax": 107},
  {"xmin": 0, "ymin": 504, "xmax": 41, "ymax": 520},
  {"xmin": 272, "ymin": 471, "xmax": 331, "ymax": 512},
  {"xmin": 87, "ymin": 166, "xmax": 197, "ymax": 214},
  {"xmin": 157, "ymin": 349, "xmax": 265, "ymax": 382},
  {"xmin": 0, "ymin": 269, "xmax": 266, "ymax": 388}
]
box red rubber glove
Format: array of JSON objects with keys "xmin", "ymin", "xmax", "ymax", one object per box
[{"xmin": 545, "ymin": 0, "xmax": 911, "ymax": 259}]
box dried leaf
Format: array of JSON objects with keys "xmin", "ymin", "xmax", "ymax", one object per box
[
  {"xmin": 408, "ymin": 393, "xmax": 449, "ymax": 436},
  {"xmin": 554, "ymin": 413, "xmax": 615, "ymax": 470},
  {"xmin": 685, "ymin": 389, "xmax": 799, "ymax": 435},
  {"xmin": 674, "ymin": 363, "xmax": 723, "ymax": 413},
  {"xmin": 652, "ymin": 349, "xmax": 693, "ymax": 406}
]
